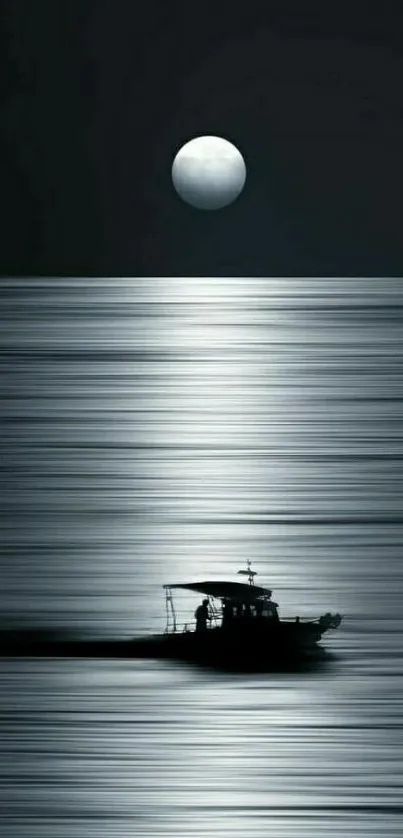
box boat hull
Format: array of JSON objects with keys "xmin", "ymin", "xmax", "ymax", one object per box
[{"xmin": 125, "ymin": 620, "xmax": 330, "ymax": 669}]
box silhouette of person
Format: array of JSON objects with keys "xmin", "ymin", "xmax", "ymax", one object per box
[
  {"xmin": 255, "ymin": 599, "xmax": 264, "ymax": 620},
  {"xmin": 235, "ymin": 602, "xmax": 243, "ymax": 620},
  {"xmin": 195, "ymin": 599, "xmax": 209, "ymax": 632},
  {"xmin": 222, "ymin": 598, "xmax": 234, "ymax": 628},
  {"xmin": 243, "ymin": 603, "xmax": 252, "ymax": 621}
]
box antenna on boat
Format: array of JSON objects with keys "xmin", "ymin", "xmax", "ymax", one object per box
[{"xmin": 237, "ymin": 559, "xmax": 257, "ymax": 586}]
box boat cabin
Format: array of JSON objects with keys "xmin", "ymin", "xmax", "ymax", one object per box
[{"xmin": 163, "ymin": 564, "xmax": 279, "ymax": 634}]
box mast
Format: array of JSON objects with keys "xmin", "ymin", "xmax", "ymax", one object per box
[{"xmin": 237, "ymin": 559, "xmax": 257, "ymax": 586}]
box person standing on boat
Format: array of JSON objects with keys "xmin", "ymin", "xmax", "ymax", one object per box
[
  {"xmin": 222, "ymin": 598, "xmax": 234, "ymax": 629},
  {"xmin": 195, "ymin": 599, "xmax": 210, "ymax": 632}
]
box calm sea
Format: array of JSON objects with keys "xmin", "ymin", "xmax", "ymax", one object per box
[{"xmin": 1, "ymin": 276, "xmax": 403, "ymax": 837}]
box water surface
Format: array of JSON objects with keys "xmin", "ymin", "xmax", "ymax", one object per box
[{"xmin": 1, "ymin": 276, "xmax": 402, "ymax": 836}]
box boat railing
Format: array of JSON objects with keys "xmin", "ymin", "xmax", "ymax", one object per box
[{"xmin": 164, "ymin": 586, "xmax": 224, "ymax": 634}]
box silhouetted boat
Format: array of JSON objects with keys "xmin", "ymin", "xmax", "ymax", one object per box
[
  {"xmin": 128, "ymin": 561, "xmax": 342, "ymax": 669},
  {"xmin": 1, "ymin": 562, "xmax": 342, "ymax": 669}
]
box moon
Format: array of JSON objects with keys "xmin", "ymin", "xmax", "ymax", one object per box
[{"xmin": 172, "ymin": 135, "xmax": 247, "ymax": 210}]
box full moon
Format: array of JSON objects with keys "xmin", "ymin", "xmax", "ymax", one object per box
[{"xmin": 171, "ymin": 135, "xmax": 246, "ymax": 210}]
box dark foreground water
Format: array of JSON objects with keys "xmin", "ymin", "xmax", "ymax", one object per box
[{"xmin": 1, "ymin": 277, "xmax": 403, "ymax": 836}]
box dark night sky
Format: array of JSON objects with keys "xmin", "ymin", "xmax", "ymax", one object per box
[{"xmin": 1, "ymin": 1, "xmax": 403, "ymax": 276}]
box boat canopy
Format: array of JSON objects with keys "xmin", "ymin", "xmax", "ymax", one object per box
[{"xmin": 163, "ymin": 580, "xmax": 272, "ymax": 602}]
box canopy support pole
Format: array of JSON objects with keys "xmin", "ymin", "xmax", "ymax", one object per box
[
  {"xmin": 208, "ymin": 596, "xmax": 220, "ymax": 627},
  {"xmin": 164, "ymin": 586, "xmax": 177, "ymax": 634}
]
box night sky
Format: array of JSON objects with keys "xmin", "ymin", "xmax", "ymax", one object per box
[{"xmin": 1, "ymin": 1, "xmax": 403, "ymax": 277}]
